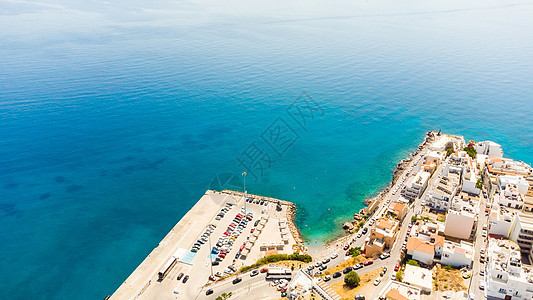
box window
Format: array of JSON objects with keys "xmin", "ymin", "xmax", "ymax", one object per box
[
  {"xmin": 497, "ymin": 274, "xmax": 503, "ymax": 279},
  {"xmin": 499, "ymin": 288, "xmax": 506, "ymax": 293}
]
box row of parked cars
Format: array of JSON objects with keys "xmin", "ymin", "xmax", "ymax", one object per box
[
  {"xmin": 322, "ymin": 259, "xmax": 375, "ymax": 282},
  {"xmin": 211, "ymin": 209, "xmax": 254, "ymax": 263},
  {"xmin": 191, "ymin": 224, "xmax": 217, "ymax": 253},
  {"xmin": 245, "ymin": 197, "xmax": 269, "ymax": 206},
  {"xmin": 215, "ymin": 203, "xmax": 233, "ymax": 220}
]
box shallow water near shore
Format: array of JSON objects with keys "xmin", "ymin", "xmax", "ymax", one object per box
[{"xmin": 1, "ymin": 0, "xmax": 533, "ymax": 299}]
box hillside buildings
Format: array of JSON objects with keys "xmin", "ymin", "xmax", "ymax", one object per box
[{"xmin": 484, "ymin": 239, "xmax": 533, "ymax": 300}]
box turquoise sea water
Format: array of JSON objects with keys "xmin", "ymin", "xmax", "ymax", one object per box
[{"xmin": 1, "ymin": 0, "xmax": 533, "ymax": 298}]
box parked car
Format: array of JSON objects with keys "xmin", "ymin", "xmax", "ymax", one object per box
[
  {"xmin": 363, "ymin": 260, "xmax": 373, "ymax": 266},
  {"xmin": 319, "ymin": 265, "xmax": 327, "ymax": 271},
  {"xmin": 182, "ymin": 275, "xmax": 189, "ymax": 283},
  {"xmin": 206, "ymin": 289, "xmax": 213, "ymax": 295},
  {"xmin": 260, "ymin": 267, "xmax": 268, "ymax": 273},
  {"xmin": 394, "ymin": 264, "xmax": 400, "ymax": 271},
  {"xmin": 332, "ymin": 272, "xmax": 341, "ymax": 278},
  {"xmin": 232, "ymin": 277, "xmax": 242, "ymax": 284},
  {"xmin": 379, "ymin": 253, "xmax": 390, "ymax": 260},
  {"xmin": 479, "ymin": 280, "xmax": 485, "ymax": 290},
  {"xmin": 374, "ymin": 278, "xmax": 381, "ymax": 285},
  {"xmin": 343, "ymin": 266, "xmax": 353, "ymax": 274},
  {"xmin": 324, "ymin": 275, "xmax": 331, "ymax": 281},
  {"xmin": 331, "ymin": 253, "xmax": 338, "ymax": 259},
  {"xmin": 250, "ymin": 270, "xmax": 259, "ymax": 277},
  {"xmin": 177, "ymin": 273, "xmax": 184, "ymax": 280},
  {"xmin": 353, "ymin": 263, "xmax": 363, "ymax": 270}
]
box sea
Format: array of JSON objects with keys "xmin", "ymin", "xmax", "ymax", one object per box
[{"xmin": 1, "ymin": 0, "xmax": 533, "ymax": 298}]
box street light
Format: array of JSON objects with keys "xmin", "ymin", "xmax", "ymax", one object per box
[{"xmin": 242, "ymin": 172, "xmax": 247, "ymax": 212}]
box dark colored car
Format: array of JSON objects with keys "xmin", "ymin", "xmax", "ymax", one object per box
[
  {"xmin": 232, "ymin": 277, "xmax": 242, "ymax": 284},
  {"xmin": 362, "ymin": 228, "xmax": 368, "ymax": 234},
  {"xmin": 332, "ymin": 272, "xmax": 342, "ymax": 278},
  {"xmin": 212, "ymin": 261, "xmax": 219, "ymax": 266},
  {"xmin": 177, "ymin": 273, "xmax": 184, "ymax": 280},
  {"xmin": 343, "ymin": 266, "xmax": 353, "ymax": 274},
  {"xmin": 182, "ymin": 275, "xmax": 189, "ymax": 283},
  {"xmin": 206, "ymin": 289, "xmax": 213, "ymax": 295}
]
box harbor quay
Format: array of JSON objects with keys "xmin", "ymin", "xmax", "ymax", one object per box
[{"xmin": 111, "ymin": 190, "xmax": 301, "ymax": 300}]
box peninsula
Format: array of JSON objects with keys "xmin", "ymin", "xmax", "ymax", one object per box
[{"xmin": 111, "ymin": 131, "xmax": 533, "ymax": 300}]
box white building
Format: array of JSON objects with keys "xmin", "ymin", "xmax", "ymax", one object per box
[
  {"xmin": 402, "ymin": 170, "xmax": 430, "ymax": 202},
  {"xmin": 475, "ymin": 141, "xmax": 503, "ymax": 158},
  {"xmin": 424, "ymin": 164, "xmax": 461, "ymax": 211},
  {"xmin": 484, "ymin": 239, "xmax": 533, "ymax": 300},
  {"xmin": 440, "ymin": 240, "xmax": 473, "ymax": 268},
  {"xmin": 496, "ymin": 185, "xmax": 525, "ymax": 210},
  {"xmin": 499, "ymin": 175, "xmax": 530, "ymax": 195}
]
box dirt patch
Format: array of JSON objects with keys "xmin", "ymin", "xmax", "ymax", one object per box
[
  {"xmin": 323, "ymin": 255, "xmax": 366, "ymax": 276},
  {"xmin": 330, "ymin": 269, "xmax": 381, "ymax": 300},
  {"xmin": 433, "ymin": 264, "xmax": 467, "ymax": 292}
]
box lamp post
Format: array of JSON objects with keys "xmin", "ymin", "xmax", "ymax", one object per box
[
  {"xmin": 208, "ymin": 234, "xmax": 213, "ymax": 277},
  {"xmin": 242, "ymin": 172, "xmax": 247, "ymax": 212}
]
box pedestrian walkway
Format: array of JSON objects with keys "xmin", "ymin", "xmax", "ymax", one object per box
[{"xmin": 315, "ymin": 280, "xmax": 341, "ymax": 300}]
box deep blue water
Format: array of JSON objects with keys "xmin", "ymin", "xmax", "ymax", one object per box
[{"xmin": 1, "ymin": 0, "xmax": 533, "ymax": 298}]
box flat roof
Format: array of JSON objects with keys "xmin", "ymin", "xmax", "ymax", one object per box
[{"xmin": 403, "ymin": 265, "xmax": 433, "ymax": 290}]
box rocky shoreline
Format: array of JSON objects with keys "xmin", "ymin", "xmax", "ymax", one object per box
[{"xmin": 342, "ymin": 130, "xmax": 438, "ymax": 234}]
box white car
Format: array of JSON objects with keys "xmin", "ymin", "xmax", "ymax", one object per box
[
  {"xmin": 331, "ymin": 253, "xmax": 338, "ymax": 259},
  {"xmin": 482, "ymin": 230, "xmax": 487, "ymax": 237},
  {"xmin": 324, "ymin": 275, "xmax": 332, "ymax": 281},
  {"xmin": 479, "ymin": 280, "xmax": 486, "ymax": 290},
  {"xmin": 374, "ymin": 278, "xmax": 382, "ymax": 286},
  {"xmin": 391, "ymin": 273, "xmax": 396, "ymax": 280}
]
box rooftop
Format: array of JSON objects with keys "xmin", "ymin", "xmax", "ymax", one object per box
[
  {"xmin": 403, "ymin": 264, "xmax": 433, "ymax": 291},
  {"xmin": 488, "ymin": 239, "xmax": 533, "ymax": 284},
  {"xmin": 378, "ymin": 280, "xmax": 421, "ymax": 300},
  {"xmin": 406, "ymin": 237, "xmax": 435, "ymax": 255}
]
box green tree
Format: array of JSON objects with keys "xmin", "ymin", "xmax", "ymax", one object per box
[
  {"xmin": 446, "ymin": 148, "xmax": 454, "ymax": 157},
  {"xmin": 407, "ymin": 260, "xmax": 419, "ymax": 267},
  {"xmin": 463, "ymin": 146, "xmax": 477, "ymax": 158},
  {"xmin": 476, "ymin": 178, "xmax": 483, "ymax": 189},
  {"xmin": 344, "ymin": 271, "xmax": 361, "ymax": 287},
  {"xmin": 396, "ymin": 270, "xmax": 404, "ymax": 282}
]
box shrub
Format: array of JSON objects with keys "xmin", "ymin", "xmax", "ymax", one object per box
[
  {"xmin": 344, "ymin": 271, "xmax": 361, "ymax": 287},
  {"xmin": 444, "ymin": 265, "xmax": 452, "ymax": 271},
  {"xmin": 407, "ymin": 260, "xmax": 419, "ymax": 267},
  {"xmin": 396, "ymin": 270, "xmax": 404, "ymax": 282},
  {"xmin": 348, "ymin": 247, "xmax": 362, "ymax": 257},
  {"xmin": 239, "ymin": 253, "xmax": 312, "ymax": 273}
]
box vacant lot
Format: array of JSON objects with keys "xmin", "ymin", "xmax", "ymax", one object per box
[{"xmin": 330, "ymin": 269, "xmax": 380, "ymax": 300}]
